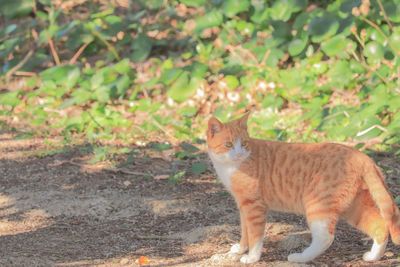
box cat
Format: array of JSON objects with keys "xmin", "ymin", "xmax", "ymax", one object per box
[{"xmin": 207, "ymin": 112, "xmax": 400, "ymax": 264}]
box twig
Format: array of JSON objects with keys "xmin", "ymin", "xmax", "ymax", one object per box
[
  {"xmin": 351, "ymin": 29, "xmax": 365, "ymax": 49},
  {"xmin": 90, "ymin": 29, "xmax": 120, "ymax": 60},
  {"xmin": 69, "ymin": 42, "xmax": 91, "ymax": 64},
  {"xmin": 377, "ymin": 0, "xmax": 393, "ymax": 30},
  {"xmin": 360, "ymin": 17, "xmax": 387, "ymax": 38},
  {"xmin": 226, "ymin": 45, "xmax": 259, "ymax": 65},
  {"xmin": 14, "ymin": 71, "xmax": 37, "ymax": 77},
  {"xmin": 5, "ymin": 49, "xmax": 34, "ymax": 79},
  {"xmin": 87, "ymin": 111, "xmax": 105, "ymax": 130},
  {"xmin": 48, "ymin": 38, "xmax": 61, "ymax": 65},
  {"xmin": 133, "ymin": 234, "xmax": 182, "ymax": 240},
  {"xmin": 150, "ymin": 116, "xmax": 178, "ymax": 142},
  {"xmin": 356, "ymin": 125, "xmax": 387, "ymax": 137},
  {"xmin": 260, "ymin": 49, "xmax": 271, "ymax": 67},
  {"xmin": 350, "ymin": 52, "xmax": 389, "ymax": 84}
]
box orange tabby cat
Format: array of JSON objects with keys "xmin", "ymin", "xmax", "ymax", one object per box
[{"xmin": 207, "ymin": 113, "xmax": 400, "ymax": 264}]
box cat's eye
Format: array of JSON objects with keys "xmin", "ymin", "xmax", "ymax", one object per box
[
  {"xmin": 242, "ymin": 141, "xmax": 248, "ymax": 147},
  {"xmin": 225, "ymin": 142, "xmax": 233, "ymax": 148}
]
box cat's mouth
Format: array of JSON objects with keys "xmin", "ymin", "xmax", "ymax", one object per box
[{"xmin": 230, "ymin": 152, "xmax": 250, "ymax": 162}]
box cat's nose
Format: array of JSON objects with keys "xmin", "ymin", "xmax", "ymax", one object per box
[{"xmin": 233, "ymin": 154, "xmax": 243, "ymax": 160}]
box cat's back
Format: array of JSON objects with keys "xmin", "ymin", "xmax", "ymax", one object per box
[
  {"xmin": 254, "ymin": 139, "xmax": 364, "ymax": 159},
  {"xmin": 250, "ymin": 139, "xmax": 371, "ymax": 178}
]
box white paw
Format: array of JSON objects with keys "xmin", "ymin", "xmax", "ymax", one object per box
[
  {"xmin": 229, "ymin": 243, "xmax": 247, "ymax": 255},
  {"xmin": 363, "ymin": 251, "xmax": 382, "ymax": 262},
  {"xmin": 287, "ymin": 253, "xmax": 311, "ymax": 263},
  {"xmin": 230, "ymin": 243, "xmax": 241, "ymax": 254},
  {"xmin": 240, "ymin": 254, "xmax": 260, "ymax": 264}
]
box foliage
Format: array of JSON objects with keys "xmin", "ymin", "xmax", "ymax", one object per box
[{"xmin": 1, "ymin": 0, "xmax": 400, "ymax": 154}]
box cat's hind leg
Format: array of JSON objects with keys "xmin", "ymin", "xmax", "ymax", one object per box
[
  {"xmin": 287, "ymin": 219, "xmax": 335, "ymax": 263},
  {"xmin": 343, "ymin": 190, "xmax": 389, "ymax": 262}
]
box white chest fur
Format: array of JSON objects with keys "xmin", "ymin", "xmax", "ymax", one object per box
[{"xmin": 208, "ymin": 151, "xmax": 241, "ymax": 192}]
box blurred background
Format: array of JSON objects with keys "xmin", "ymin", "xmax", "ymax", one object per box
[{"xmin": 1, "ymin": 0, "xmax": 400, "ymax": 151}]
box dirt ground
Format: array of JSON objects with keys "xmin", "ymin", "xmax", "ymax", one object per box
[{"xmin": 0, "ymin": 132, "xmax": 399, "ymax": 267}]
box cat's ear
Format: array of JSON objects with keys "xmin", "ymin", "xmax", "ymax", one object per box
[
  {"xmin": 208, "ymin": 117, "xmax": 223, "ymax": 137},
  {"xmin": 238, "ymin": 111, "xmax": 250, "ymax": 129}
]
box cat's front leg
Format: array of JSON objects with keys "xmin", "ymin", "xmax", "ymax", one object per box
[
  {"xmin": 238, "ymin": 201, "xmax": 268, "ymax": 264},
  {"xmin": 229, "ymin": 209, "xmax": 249, "ymax": 255}
]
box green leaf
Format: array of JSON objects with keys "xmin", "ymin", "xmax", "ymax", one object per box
[
  {"xmin": 0, "ymin": 0, "xmax": 34, "ymax": 18},
  {"xmin": 288, "ymin": 38, "xmax": 307, "ymax": 56},
  {"xmin": 308, "ymin": 14, "xmax": 340, "ymax": 43},
  {"xmin": 168, "ymin": 170, "xmax": 185, "ymax": 184},
  {"xmin": 364, "ymin": 41, "xmax": 384, "ymax": 61},
  {"xmin": 65, "ymin": 67, "xmax": 81, "ymax": 89},
  {"xmin": 384, "ymin": 1, "xmax": 400, "ymax": 23},
  {"xmin": 0, "ymin": 91, "xmax": 20, "ymax": 107},
  {"xmin": 195, "ymin": 10, "xmax": 223, "ymax": 32},
  {"xmin": 167, "ymin": 71, "xmax": 190, "ymax": 102},
  {"xmin": 191, "ymin": 162, "xmax": 208, "ymax": 175},
  {"xmin": 321, "ymin": 35, "xmax": 348, "ymax": 57},
  {"xmin": 270, "ymin": 0, "xmax": 295, "ymax": 21},
  {"xmin": 113, "ymin": 59, "xmax": 131, "ymax": 74},
  {"xmin": 149, "ymin": 142, "xmax": 172, "ymax": 151},
  {"xmin": 115, "ymin": 75, "xmax": 130, "ymax": 97},
  {"xmin": 160, "ymin": 68, "xmax": 184, "ymax": 85},
  {"xmin": 131, "ymin": 33, "xmax": 152, "ymax": 62},
  {"xmin": 224, "ymin": 75, "xmax": 240, "ymax": 90},
  {"xmin": 222, "ymin": 0, "xmax": 250, "ymax": 18},
  {"xmin": 179, "ymin": 0, "xmax": 206, "ymax": 7},
  {"xmin": 189, "ymin": 62, "xmax": 208, "ymax": 78},
  {"xmin": 95, "ymin": 85, "xmax": 111, "ymax": 103},
  {"xmin": 180, "ymin": 142, "xmax": 200, "ymax": 153},
  {"xmin": 40, "ymin": 65, "xmax": 80, "ymax": 85},
  {"xmin": 339, "ymin": 0, "xmax": 361, "ymax": 14},
  {"xmin": 167, "ymin": 72, "xmax": 201, "ymax": 103},
  {"xmin": 389, "ymin": 31, "xmax": 400, "ymax": 53}
]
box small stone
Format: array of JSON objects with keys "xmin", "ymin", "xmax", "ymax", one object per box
[
  {"xmin": 278, "ymin": 232, "xmax": 311, "ymax": 251},
  {"xmin": 123, "ymin": 180, "xmax": 131, "ymax": 187},
  {"xmin": 120, "ymin": 258, "xmax": 129, "ymax": 265},
  {"xmin": 385, "ymin": 251, "xmax": 394, "ymax": 257}
]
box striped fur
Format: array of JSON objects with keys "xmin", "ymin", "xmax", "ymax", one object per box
[{"xmin": 207, "ymin": 114, "xmax": 400, "ymax": 263}]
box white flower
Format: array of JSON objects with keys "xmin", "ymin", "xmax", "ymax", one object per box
[
  {"xmin": 268, "ymin": 82, "xmax": 276, "ymax": 89},
  {"xmin": 167, "ymin": 97, "xmax": 175, "ymax": 106},
  {"xmin": 258, "ymin": 81, "xmax": 267, "ymax": 90},
  {"xmin": 196, "ymin": 88, "xmax": 205, "ymax": 98},
  {"xmin": 219, "ymin": 81, "xmax": 227, "ymax": 89},
  {"xmin": 135, "ymin": 140, "xmax": 147, "ymax": 146},
  {"xmin": 227, "ymin": 92, "xmax": 240, "ymax": 102},
  {"xmin": 217, "ymin": 92, "xmax": 225, "ymax": 100},
  {"xmin": 246, "ymin": 93, "xmax": 252, "ymax": 102}
]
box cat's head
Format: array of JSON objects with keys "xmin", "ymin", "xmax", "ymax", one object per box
[{"xmin": 207, "ymin": 113, "xmax": 251, "ymax": 163}]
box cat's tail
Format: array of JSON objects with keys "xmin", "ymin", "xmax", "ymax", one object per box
[{"xmin": 363, "ymin": 162, "xmax": 400, "ymax": 245}]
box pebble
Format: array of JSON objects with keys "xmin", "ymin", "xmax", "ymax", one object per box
[{"xmin": 120, "ymin": 258, "xmax": 129, "ymax": 265}]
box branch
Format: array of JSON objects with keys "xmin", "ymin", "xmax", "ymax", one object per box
[
  {"xmin": 69, "ymin": 42, "xmax": 91, "ymax": 64},
  {"xmin": 48, "ymin": 38, "xmax": 61, "ymax": 65},
  {"xmin": 5, "ymin": 49, "xmax": 35, "ymax": 79},
  {"xmin": 377, "ymin": 0, "xmax": 393, "ymax": 30}
]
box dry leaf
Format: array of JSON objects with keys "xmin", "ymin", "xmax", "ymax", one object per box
[
  {"xmin": 154, "ymin": 174, "xmax": 169, "ymax": 180},
  {"xmin": 138, "ymin": 255, "xmax": 150, "ymax": 265}
]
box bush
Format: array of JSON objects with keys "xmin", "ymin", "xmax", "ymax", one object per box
[{"xmin": 1, "ymin": 0, "xmax": 399, "ymax": 152}]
